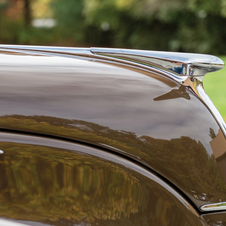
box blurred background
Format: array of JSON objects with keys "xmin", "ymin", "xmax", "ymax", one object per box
[
  {"xmin": 1, "ymin": 0, "xmax": 226, "ymax": 53},
  {"xmin": 0, "ymin": 0, "xmax": 225, "ymax": 119}
]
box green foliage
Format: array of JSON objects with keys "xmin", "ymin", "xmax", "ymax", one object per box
[
  {"xmin": 188, "ymin": 0, "xmax": 222, "ymax": 15},
  {"xmin": 0, "ymin": 15, "xmax": 57, "ymax": 45},
  {"xmin": 203, "ymin": 56, "xmax": 226, "ymax": 121},
  {"xmin": 2, "ymin": 0, "xmax": 226, "ymax": 52},
  {"xmin": 51, "ymin": 0, "xmax": 85, "ymax": 42},
  {"xmin": 81, "ymin": 0, "xmax": 226, "ymax": 53}
]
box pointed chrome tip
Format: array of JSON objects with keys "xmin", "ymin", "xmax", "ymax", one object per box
[
  {"xmin": 91, "ymin": 48, "xmax": 224, "ymax": 81},
  {"xmin": 200, "ymin": 201, "xmax": 226, "ymax": 212},
  {"xmin": 0, "ymin": 45, "xmax": 224, "ymax": 83}
]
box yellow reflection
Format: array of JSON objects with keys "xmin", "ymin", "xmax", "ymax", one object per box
[
  {"xmin": 1, "ymin": 115, "xmax": 226, "ymax": 204},
  {"xmin": 0, "ymin": 143, "xmax": 142, "ymax": 223}
]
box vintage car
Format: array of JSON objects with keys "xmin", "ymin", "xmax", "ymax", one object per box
[{"xmin": 0, "ymin": 45, "xmax": 226, "ymax": 226}]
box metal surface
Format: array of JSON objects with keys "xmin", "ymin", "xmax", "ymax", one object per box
[
  {"xmin": 202, "ymin": 212, "xmax": 226, "ymax": 226},
  {"xmin": 1, "ymin": 45, "xmax": 224, "ymax": 139},
  {"xmin": 0, "ymin": 45, "xmax": 225, "ymax": 140},
  {"xmin": 0, "ymin": 44, "xmax": 92, "ymax": 57},
  {"xmin": 0, "ymin": 219, "xmax": 29, "ymax": 226},
  {"xmin": 0, "ymin": 46, "xmax": 226, "ymax": 213},
  {"xmin": 90, "ymin": 48, "xmax": 226, "ymax": 140},
  {"xmin": 91, "ymin": 47, "xmax": 224, "ymax": 80},
  {"xmin": 0, "ymin": 132, "xmax": 204, "ymax": 226},
  {"xmin": 0, "ymin": 45, "xmax": 224, "ymax": 81},
  {"xmin": 193, "ymin": 79, "xmax": 226, "ymax": 137},
  {"xmin": 201, "ymin": 202, "xmax": 226, "ymax": 211}
]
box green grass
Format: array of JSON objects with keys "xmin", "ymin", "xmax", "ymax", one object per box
[{"xmin": 203, "ymin": 56, "xmax": 226, "ymax": 122}]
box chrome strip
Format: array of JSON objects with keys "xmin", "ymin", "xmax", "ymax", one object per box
[
  {"xmin": 1, "ymin": 45, "xmax": 224, "ymax": 81},
  {"xmin": 91, "ymin": 48, "xmax": 224, "ymax": 80},
  {"xmin": 195, "ymin": 81, "xmax": 226, "ymax": 133},
  {"xmin": 0, "ymin": 44, "xmax": 92, "ymax": 57},
  {"xmin": 181, "ymin": 77, "xmax": 226, "ymax": 138},
  {"xmin": 0, "ymin": 219, "xmax": 29, "ymax": 226},
  {"xmin": 201, "ymin": 202, "xmax": 226, "ymax": 211}
]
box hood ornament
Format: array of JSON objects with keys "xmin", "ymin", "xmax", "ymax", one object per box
[{"xmin": 91, "ymin": 47, "xmax": 224, "ymax": 82}]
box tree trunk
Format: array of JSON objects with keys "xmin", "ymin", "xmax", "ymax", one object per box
[{"xmin": 24, "ymin": 0, "xmax": 31, "ymax": 26}]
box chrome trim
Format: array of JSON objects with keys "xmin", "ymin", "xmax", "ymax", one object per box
[
  {"xmin": 1, "ymin": 45, "xmax": 223, "ymax": 82},
  {"xmin": 0, "ymin": 44, "xmax": 92, "ymax": 57},
  {"xmin": 182, "ymin": 77, "xmax": 226, "ymax": 139},
  {"xmin": 200, "ymin": 202, "xmax": 226, "ymax": 211},
  {"xmin": 0, "ymin": 45, "xmax": 224, "ymax": 82},
  {"xmin": 195, "ymin": 80, "xmax": 226, "ymax": 133},
  {"xmin": 0, "ymin": 219, "xmax": 29, "ymax": 226},
  {"xmin": 91, "ymin": 48, "xmax": 224, "ymax": 81}
]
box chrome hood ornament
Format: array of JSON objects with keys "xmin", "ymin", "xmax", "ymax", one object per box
[
  {"xmin": 91, "ymin": 48, "xmax": 224, "ymax": 82},
  {"xmin": 0, "ymin": 45, "xmax": 224, "ymax": 81}
]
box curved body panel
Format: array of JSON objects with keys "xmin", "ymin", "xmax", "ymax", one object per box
[
  {"xmin": 0, "ymin": 132, "xmax": 204, "ymax": 226},
  {"xmin": 0, "ymin": 47, "xmax": 226, "ymax": 212}
]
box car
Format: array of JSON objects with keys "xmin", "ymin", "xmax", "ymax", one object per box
[{"xmin": 0, "ymin": 45, "xmax": 226, "ymax": 226}]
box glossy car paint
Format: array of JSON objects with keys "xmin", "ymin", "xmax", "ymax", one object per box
[
  {"xmin": 0, "ymin": 132, "xmax": 204, "ymax": 226},
  {"xmin": 202, "ymin": 212, "xmax": 226, "ymax": 225},
  {"xmin": 0, "ymin": 47, "xmax": 226, "ymax": 220}
]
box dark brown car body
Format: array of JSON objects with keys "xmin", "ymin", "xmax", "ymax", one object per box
[{"xmin": 0, "ymin": 45, "xmax": 226, "ymax": 226}]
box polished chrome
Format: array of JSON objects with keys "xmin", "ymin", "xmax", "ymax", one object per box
[
  {"xmin": 0, "ymin": 44, "xmax": 92, "ymax": 57},
  {"xmin": 201, "ymin": 202, "xmax": 226, "ymax": 211},
  {"xmin": 0, "ymin": 219, "xmax": 29, "ymax": 226},
  {"xmin": 0, "ymin": 45, "xmax": 224, "ymax": 82},
  {"xmin": 182, "ymin": 77, "xmax": 226, "ymax": 139},
  {"xmin": 195, "ymin": 80, "xmax": 226, "ymax": 133},
  {"xmin": 91, "ymin": 48, "xmax": 224, "ymax": 81}
]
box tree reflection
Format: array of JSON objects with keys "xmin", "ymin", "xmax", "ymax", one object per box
[
  {"xmin": 0, "ymin": 115, "xmax": 225, "ymax": 203},
  {"xmin": 0, "ymin": 143, "xmax": 142, "ymax": 223}
]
